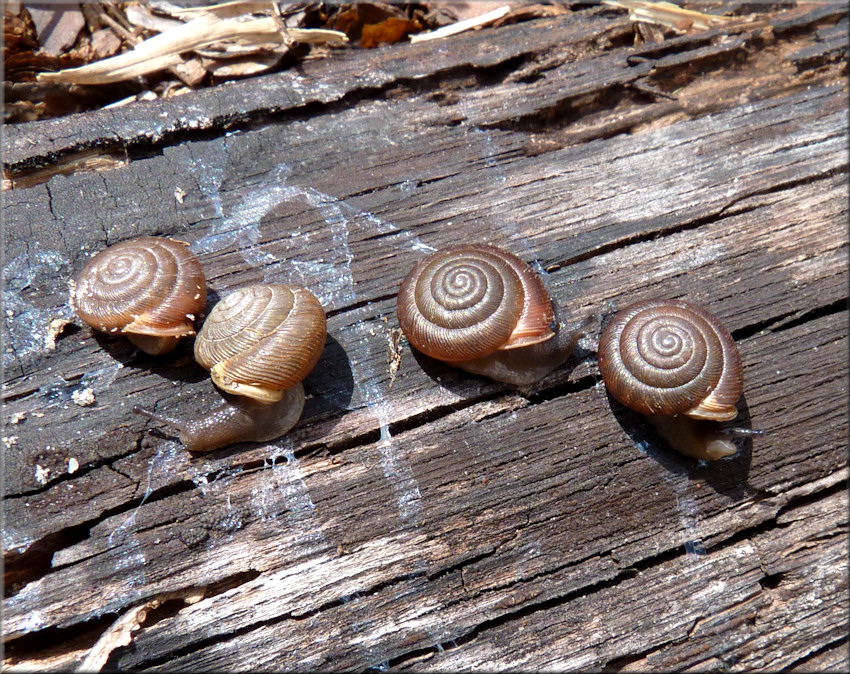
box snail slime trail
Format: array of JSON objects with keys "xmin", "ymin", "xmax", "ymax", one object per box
[
  {"xmin": 397, "ymin": 243, "xmax": 586, "ymax": 386},
  {"xmin": 69, "ymin": 237, "xmax": 206, "ymax": 355},
  {"xmin": 598, "ymin": 299, "xmax": 761, "ymax": 461}
]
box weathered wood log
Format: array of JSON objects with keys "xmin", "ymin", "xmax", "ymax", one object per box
[{"xmin": 3, "ymin": 3, "xmax": 847, "ymax": 671}]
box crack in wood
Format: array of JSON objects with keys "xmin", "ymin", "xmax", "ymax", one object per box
[
  {"xmin": 733, "ymin": 296, "xmax": 848, "ymax": 340},
  {"xmin": 383, "ymin": 475, "xmax": 848, "ymax": 671},
  {"xmin": 544, "ymin": 166, "xmax": 847, "ymax": 274}
]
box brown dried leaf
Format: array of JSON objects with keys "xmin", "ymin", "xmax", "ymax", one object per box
[
  {"xmin": 171, "ymin": 56, "xmax": 207, "ymax": 86},
  {"xmin": 4, "ymin": 8, "xmax": 39, "ymax": 52},
  {"xmin": 5, "ymin": 49, "xmax": 87, "ymax": 82},
  {"xmin": 361, "ymin": 17, "xmax": 422, "ymax": 49},
  {"xmin": 329, "ymin": 2, "xmax": 405, "ymax": 42}
]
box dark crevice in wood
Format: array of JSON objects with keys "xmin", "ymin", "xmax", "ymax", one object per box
[
  {"xmin": 625, "ymin": 31, "xmax": 727, "ymax": 66},
  {"xmin": 1, "ymin": 611, "xmax": 115, "ymax": 665},
  {"xmin": 772, "ymin": 476, "xmax": 849, "ymax": 525},
  {"xmin": 316, "ymin": 389, "xmax": 508, "ymax": 458},
  {"xmin": 733, "ymin": 296, "xmax": 848, "ymax": 341},
  {"xmin": 784, "ymin": 634, "xmax": 850, "ymax": 671},
  {"xmin": 479, "ymin": 81, "xmax": 653, "ymax": 136},
  {"xmin": 4, "ymin": 54, "xmax": 534, "ymax": 186},
  {"xmin": 715, "ymin": 165, "xmax": 849, "ymax": 220},
  {"xmin": 758, "ymin": 571, "xmax": 786, "ymax": 590},
  {"xmin": 768, "ymin": 297, "xmax": 849, "ymax": 334},
  {"xmin": 314, "ymin": 368, "xmax": 598, "ymax": 460},
  {"xmin": 3, "ymin": 436, "xmax": 145, "ymax": 500},
  {"xmin": 604, "ymin": 647, "xmax": 663, "ymax": 673},
  {"xmin": 205, "ymin": 568, "xmax": 263, "ymax": 598},
  {"xmin": 325, "ymin": 292, "xmax": 397, "ymax": 319},
  {"xmin": 3, "ymin": 523, "xmax": 93, "ymax": 594},
  {"xmin": 521, "ymin": 372, "xmax": 599, "ymax": 406},
  {"xmin": 5, "ymin": 570, "xmax": 263, "ymax": 666},
  {"xmin": 3, "ymin": 478, "xmax": 198, "ymax": 598},
  {"xmin": 131, "ymin": 564, "xmax": 438, "ymax": 671},
  {"xmin": 771, "ymin": 3, "xmax": 849, "ymax": 38}
]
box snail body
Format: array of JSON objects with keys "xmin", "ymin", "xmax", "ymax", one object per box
[
  {"xmin": 133, "ymin": 385, "xmax": 305, "ymax": 452},
  {"xmin": 70, "ymin": 236, "xmax": 206, "ymax": 355},
  {"xmin": 597, "ymin": 299, "xmax": 751, "ymax": 460},
  {"xmin": 397, "ymin": 244, "xmax": 582, "ymax": 386},
  {"xmin": 135, "ymin": 283, "xmax": 327, "ymax": 452}
]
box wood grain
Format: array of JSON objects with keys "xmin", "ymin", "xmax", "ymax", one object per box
[{"xmin": 3, "ymin": 3, "xmax": 847, "ymax": 671}]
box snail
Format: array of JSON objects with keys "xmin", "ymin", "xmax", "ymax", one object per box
[
  {"xmin": 69, "ymin": 236, "xmax": 206, "ymax": 355},
  {"xmin": 396, "ymin": 244, "xmax": 586, "ymax": 386},
  {"xmin": 597, "ymin": 298, "xmax": 760, "ymax": 460},
  {"xmin": 134, "ymin": 283, "xmax": 327, "ymax": 452}
]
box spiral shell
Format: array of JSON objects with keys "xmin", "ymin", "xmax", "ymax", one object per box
[
  {"xmin": 70, "ymin": 236, "xmax": 206, "ymax": 354},
  {"xmin": 397, "ymin": 244, "xmax": 555, "ymax": 363},
  {"xmin": 597, "ymin": 299, "xmax": 743, "ymax": 421},
  {"xmin": 194, "ymin": 284, "xmax": 326, "ymax": 403}
]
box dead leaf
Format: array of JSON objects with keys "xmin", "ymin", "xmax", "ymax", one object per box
[
  {"xmin": 26, "ymin": 2, "xmax": 86, "ymax": 56},
  {"xmin": 37, "ymin": 13, "xmax": 346, "ymax": 85},
  {"xmin": 329, "ymin": 2, "xmax": 404, "ymax": 42},
  {"xmin": 361, "ymin": 17, "xmax": 422, "ymax": 49}
]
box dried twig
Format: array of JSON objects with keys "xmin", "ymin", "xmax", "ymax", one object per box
[
  {"xmin": 410, "ymin": 5, "xmax": 510, "ymax": 43},
  {"xmin": 602, "ymin": 0, "xmax": 734, "ymax": 32},
  {"xmin": 37, "ymin": 13, "xmax": 347, "ymax": 85}
]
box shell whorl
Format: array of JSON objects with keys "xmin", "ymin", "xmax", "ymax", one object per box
[
  {"xmin": 194, "ymin": 284, "xmax": 326, "ymax": 403},
  {"xmin": 396, "ymin": 244, "xmax": 554, "ymax": 362},
  {"xmin": 70, "ymin": 236, "xmax": 206, "ymax": 338},
  {"xmin": 597, "ymin": 299, "xmax": 743, "ymax": 421}
]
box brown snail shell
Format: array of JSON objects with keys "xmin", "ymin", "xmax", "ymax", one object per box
[
  {"xmin": 597, "ymin": 299, "xmax": 747, "ymax": 460},
  {"xmin": 194, "ymin": 284, "xmax": 327, "ymax": 404},
  {"xmin": 69, "ymin": 236, "xmax": 206, "ymax": 355},
  {"xmin": 397, "ymin": 244, "xmax": 584, "ymax": 386},
  {"xmin": 135, "ymin": 283, "xmax": 327, "ymax": 452}
]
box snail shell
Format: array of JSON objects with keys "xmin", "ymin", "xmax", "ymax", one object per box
[
  {"xmin": 135, "ymin": 283, "xmax": 327, "ymax": 452},
  {"xmin": 597, "ymin": 299, "xmax": 746, "ymax": 460},
  {"xmin": 194, "ymin": 284, "xmax": 327, "ymax": 404},
  {"xmin": 397, "ymin": 244, "xmax": 583, "ymax": 386},
  {"xmin": 69, "ymin": 236, "xmax": 206, "ymax": 355}
]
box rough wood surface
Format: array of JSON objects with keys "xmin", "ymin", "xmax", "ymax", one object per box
[{"xmin": 3, "ymin": 4, "xmax": 848, "ymax": 671}]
